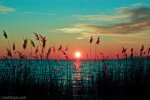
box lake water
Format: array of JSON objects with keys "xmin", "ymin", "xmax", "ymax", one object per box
[{"xmin": 0, "ymin": 58, "xmax": 150, "ymax": 100}]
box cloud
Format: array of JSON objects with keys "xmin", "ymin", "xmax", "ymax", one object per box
[
  {"xmin": 131, "ymin": 3, "xmax": 144, "ymax": 7},
  {"xmin": 74, "ymin": 14, "xmax": 131, "ymax": 25},
  {"xmin": 58, "ymin": 6, "xmax": 150, "ymax": 37},
  {"xmin": 74, "ymin": 14, "xmax": 130, "ymax": 22},
  {"xmin": 0, "ymin": 5, "xmax": 15, "ymax": 14},
  {"xmin": 57, "ymin": 27, "xmax": 84, "ymax": 34},
  {"xmin": 20, "ymin": 11, "xmax": 55, "ymax": 16},
  {"xmin": 76, "ymin": 37, "xmax": 83, "ymax": 40}
]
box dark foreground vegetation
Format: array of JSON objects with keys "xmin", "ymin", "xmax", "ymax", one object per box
[
  {"xmin": 0, "ymin": 56, "xmax": 150, "ymax": 100},
  {"xmin": 0, "ymin": 30, "xmax": 150, "ymax": 100}
]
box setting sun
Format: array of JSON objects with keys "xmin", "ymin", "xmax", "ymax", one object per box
[{"xmin": 75, "ymin": 51, "xmax": 81, "ymax": 59}]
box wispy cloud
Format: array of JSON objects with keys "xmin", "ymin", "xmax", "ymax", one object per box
[
  {"xmin": 0, "ymin": 5, "xmax": 15, "ymax": 14},
  {"xmin": 74, "ymin": 14, "xmax": 130, "ymax": 22},
  {"xmin": 58, "ymin": 6, "xmax": 150, "ymax": 38},
  {"xmin": 18, "ymin": 11, "xmax": 55, "ymax": 16},
  {"xmin": 57, "ymin": 27, "xmax": 84, "ymax": 34},
  {"xmin": 76, "ymin": 37, "xmax": 83, "ymax": 40},
  {"xmin": 131, "ymin": 3, "xmax": 144, "ymax": 7}
]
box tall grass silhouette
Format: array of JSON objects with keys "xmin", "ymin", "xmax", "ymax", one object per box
[{"xmin": 0, "ymin": 30, "xmax": 150, "ymax": 100}]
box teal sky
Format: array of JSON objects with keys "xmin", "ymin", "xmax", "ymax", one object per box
[
  {"xmin": 1, "ymin": 0, "xmax": 150, "ymax": 31},
  {"xmin": 0, "ymin": 0, "xmax": 150, "ymax": 59}
]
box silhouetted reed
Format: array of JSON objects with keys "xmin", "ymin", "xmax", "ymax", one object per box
[{"xmin": 0, "ymin": 30, "xmax": 150, "ymax": 100}]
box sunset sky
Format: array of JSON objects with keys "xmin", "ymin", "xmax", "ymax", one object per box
[{"xmin": 0, "ymin": 0, "xmax": 150, "ymax": 59}]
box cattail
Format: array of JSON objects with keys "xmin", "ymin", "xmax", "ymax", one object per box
[
  {"xmin": 144, "ymin": 51, "xmax": 146, "ymax": 55},
  {"xmin": 89, "ymin": 36, "xmax": 93, "ymax": 44},
  {"xmin": 140, "ymin": 45, "xmax": 144, "ymax": 56},
  {"xmin": 140, "ymin": 45, "xmax": 144, "ymax": 52},
  {"xmin": 35, "ymin": 46, "xmax": 39, "ymax": 53},
  {"xmin": 3, "ymin": 30, "xmax": 8, "ymax": 39},
  {"xmin": 148, "ymin": 48, "xmax": 150, "ymax": 54},
  {"xmin": 122, "ymin": 47, "xmax": 127, "ymax": 58},
  {"xmin": 2, "ymin": 30, "xmax": 11, "ymax": 52},
  {"xmin": 89, "ymin": 36, "xmax": 93, "ymax": 63},
  {"xmin": 39, "ymin": 34, "xmax": 44, "ymax": 41},
  {"xmin": 46, "ymin": 47, "xmax": 51, "ymax": 59},
  {"xmin": 62, "ymin": 50, "xmax": 68, "ymax": 59},
  {"xmin": 29, "ymin": 39, "xmax": 35, "ymax": 47},
  {"xmin": 6, "ymin": 48, "xmax": 12, "ymax": 57},
  {"xmin": 52, "ymin": 46, "xmax": 56, "ymax": 59},
  {"xmin": 3, "ymin": 56, "xmax": 7, "ymax": 59},
  {"xmin": 23, "ymin": 38, "xmax": 28, "ymax": 50},
  {"xmin": 17, "ymin": 51, "xmax": 26, "ymax": 59},
  {"xmin": 12, "ymin": 43, "xmax": 15, "ymax": 51},
  {"xmin": 62, "ymin": 50, "xmax": 67, "ymax": 56},
  {"xmin": 125, "ymin": 53, "xmax": 127, "ymax": 58},
  {"xmin": 39, "ymin": 36, "xmax": 46, "ymax": 59},
  {"xmin": 131, "ymin": 48, "xmax": 133, "ymax": 53},
  {"xmin": 33, "ymin": 32, "xmax": 39, "ymax": 40},
  {"xmin": 53, "ymin": 46, "xmax": 56, "ymax": 52},
  {"xmin": 42, "ymin": 37, "xmax": 46, "ymax": 48},
  {"xmin": 130, "ymin": 48, "xmax": 133, "ymax": 58},
  {"xmin": 122, "ymin": 47, "xmax": 127, "ymax": 53},
  {"xmin": 96, "ymin": 37, "xmax": 100, "ymax": 45},
  {"xmin": 35, "ymin": 46, "xmax": 39, "ymax": 59},
  {"xmin": 58, "ymin": 45, "xmax": 62, "ymax": 51},
  {"xmin": 95, "ymin": 36, "xmax": 100, "ymax": 60}
]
